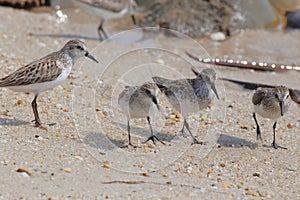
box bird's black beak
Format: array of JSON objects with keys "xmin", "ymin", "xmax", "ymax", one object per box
[
  {"xmin": 212, "ymin": 84, "xmax": 220, "ymax": 100},
  {"xmin": 152, "ymin": 96, "xmax": 160, "ymax": 111},
  {"xmin": 85, "ymin": 52, "xmax": 99, "ymax": 63},
  {"xmin": 131, "ymin": 14, "xmax": 137, "ymax": 25},
  {"xmin": 279, "ymin": 101, "xmax": 284, "ymax": 116}
]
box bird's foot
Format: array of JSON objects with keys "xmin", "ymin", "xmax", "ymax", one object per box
[
  {"xmin": 32, "ymin": 119, "xmax": 55, "ymax": 127},
  {"xmin": 191, "ymin": 138, "xmax": 206, "ymax": 145},
  {"xmin": 122, "ymin": 142, "xmax": 140, "ymax": 148},
  {"xmin": 256, "ymin": 127, "xmax": 262, "ymax": 141},
  {"xmin": 256, "ymin": 131, "xmax": 262, "ymax": 141},
  {"xmin": 143, "ymin": 135, "xmax": 165, "ymax": 145},
  {"xmin": 32, "ymin": 119, "xmax": 42, "ymax": 127},
  {"xmin": 272, "ymin": 141, "xmax": 287, "ymax": 150},
  {"xmin": 179, "ymin": 129, "xmax": 188, "ymax": 138}
]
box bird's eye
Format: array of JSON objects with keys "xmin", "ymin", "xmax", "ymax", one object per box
[
  {"xmin": 275, "ymin": 93, "xmax": 279, "ymax": 98},
  {"xmin": 76, "ymin": 45, "xmax": 83, "ymax": 50}
]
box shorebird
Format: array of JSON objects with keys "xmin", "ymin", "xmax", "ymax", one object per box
[
  {"xmin": 0, "ymin": 39, "xmax": 98, "ymax": 126},
  {"xmin": 153, "ymin": 68, "xmax": 219, "ymax": 144},
  {"xmin": 74, "ymin": 0, "xmax": 137, "ymax": 40},
  {"xmin": 118, "ymin": 82, "xmax": 165, "ymax": 147},
  {"xmin": 252, "ymin": 86, "xmax": 291, "ymax": 149}
]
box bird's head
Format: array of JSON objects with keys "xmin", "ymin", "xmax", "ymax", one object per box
[{"xmin": 61, "ymin": 40, "xmax": 98, "ymax": 63}]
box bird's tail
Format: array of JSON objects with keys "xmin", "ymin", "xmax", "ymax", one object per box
[
  {"xmin": 152, "ymin": 76, "xmax": 170, "ymax": 85},
  {"xmin": 152, "ymin": 76, "xmax": 171, "ymax": 95}
]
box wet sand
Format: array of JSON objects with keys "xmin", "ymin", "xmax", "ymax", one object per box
[{"xmin": 0, "ymin": 6, "xmax": 299, "ymax": 199}]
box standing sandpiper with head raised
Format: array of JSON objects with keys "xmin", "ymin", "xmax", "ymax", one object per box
[
  {"xmin": 74, "ymin": 0, "xmax": 137, "ymax": 40},
  {"xmin": 118, "ymin": 81, "xmax": 165, "ymax": 147},
  {"xmin": 0, "ymin": 39, "xmax": 98, "ymax": 126},
  {"xmin": 252, "ymin": 86, "xmax": 291, "ymax": 149},
  {"xmin": 153, "ymin": 68, "xmax": 219, "ymax": 145}
]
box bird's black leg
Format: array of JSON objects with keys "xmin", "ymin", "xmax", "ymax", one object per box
[
  {"xmin": 253, "ymin": 113, "xmax": 262, "ymax": 141},
  {"xmin": 131, "ymin": 14, "xmax": 137, "ymax": 25},
  {"xmin": 32, "ymin": 95, "xmax": 42, "ymax": 126},
  {"xmin": 97, "ymin": 22, "xmax": 103, "ymax": 41},
  {"xmin": 272, "ymin": 121, "xmax": 287, "ymax": 149},
  {"xmin": 184, "ymin": 119, "xmax": 204, "ymax": 145},
  {"xmin": 179, "ymin": 118, "xmax": 188, "ymax": 137},
  {"xmin": 126, "ymin": 120, "xmax": 138, "ymax": 148},
  {"xmin": 97, "ymin": 19, "xmax": 108, "ymax": 41},
  {"xmin": 143, "ymin": 116, "xmax": 165, "ymax": 145}
]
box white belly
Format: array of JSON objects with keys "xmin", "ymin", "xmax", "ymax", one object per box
[
  {"xmin": 74, "ymin": 0, "xmax": 127, "ymax": 20},
  {"xmin": 129, "ymin": 103, "xmax": 153, "ymax": 119},
  {"xmin": 173, "ymin": 91, "xmax": 214, "ymax": 117},
  {"xmin": 253, "ymin": 103, "xmax": 281, "ymax": 120}
]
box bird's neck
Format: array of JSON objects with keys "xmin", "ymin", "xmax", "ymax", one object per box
[{"xmin": 62, "ymin": 50, "xmax": 78, "ymax": 65}]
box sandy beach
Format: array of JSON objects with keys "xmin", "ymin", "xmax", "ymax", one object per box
[{"xmin": 0, "ymin": 5, "xmax": 299, "ymax": 199}]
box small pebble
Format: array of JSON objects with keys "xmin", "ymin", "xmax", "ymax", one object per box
[
  {"xmin": 63, "ymin": 168, "xmax": 71, "ymax": 173},
  {"xmin": 210, "ymin": 32, "xmax": 226, "ymax": 41},
  {"xmin": 141, "ymin": 172, "xmax": 148, "ymax": 177},
  {"xmin": 240, "ymin": 125, "xmax": 248, "ymax": 130},
  {"xmin": 16, "ymin": 99, "xmax": 24, "ymax": 105},
  {"xmin": 103, "ymin": 164, "xmax": 110, "ymax": 169},
  {"xmin": 253, "ymin": 172, "xmax": 260, "ymax": 177},
  {"xmin": 222, "ymin": 183, "xmax": 228, "ymax": 189},
  {"xmin": 74, "ymin": 156, "xmax": 83, "ymax": 161},
  {"xmin": 155, "ymin": 59, "xmax": 165, "ymax": 64},
  {"xmin": 287, "ymin": 165, "xmax": 297, "ymax": 171},
  {"xmin": 174, "ymin": 111, "xmax": 181, "ymax": 118},
  {"xmin": 287, "ymin": 123, "xmax": 293, "ymax": 129},
  {"xmin": 252, "ymin": 192, "xmax": 257, "ymax": 197}
]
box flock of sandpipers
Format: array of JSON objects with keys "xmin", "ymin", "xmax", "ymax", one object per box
[
  {"xmin": 0, "ymin": 39, "xmax": 292, "ymax": 150},
  {"xmin": 0, "ymin": 0, "xmax": 295, "ymax": 150}
]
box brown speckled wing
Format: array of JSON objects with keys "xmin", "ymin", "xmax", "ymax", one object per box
[
  {"xmin": 0, "ymin": 52, "xmax": 63, "ymax": 87},
  {"xmin": 252, "ymin": 88, "xmax": 266, "ymax": 105}
]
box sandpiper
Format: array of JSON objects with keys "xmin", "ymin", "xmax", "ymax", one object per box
[
  {"xmin": 252, "ymin": 86, "xmax": 291, "ymax": 149},
  {"xmin": 0, "ymin": 39, "xmax": 98, "ymax": 126},
  {"xmin": 118, "ymin": 82, "xmax": 165, "ymax": 147},
  {"xmin": 74, "ymin": 0, "xmax": 137, "ymax": 40},
  {"xmin": 153, "ymin": 68, "xmax": 219, "ymax": 144}
]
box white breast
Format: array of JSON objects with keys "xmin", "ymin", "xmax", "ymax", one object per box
[{"xmin": 253, "ymin": 103, "xmax": 281, "ymax": 120}]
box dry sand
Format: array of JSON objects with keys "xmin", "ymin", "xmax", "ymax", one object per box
[{"xmin": 0, "ymin": 6, "xmax": 299, "ymax": 200}]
